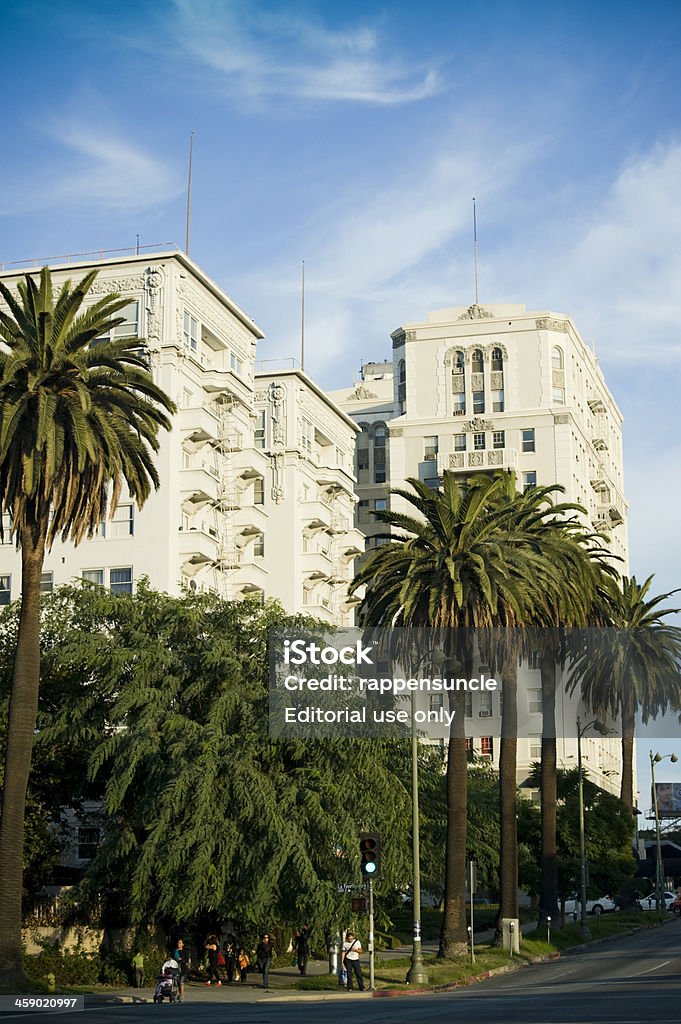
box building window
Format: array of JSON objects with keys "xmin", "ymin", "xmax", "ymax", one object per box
[
  {"xmin": 40, "ymin": 572, "xmax": 54, "ymax": 594},
  {"xmin": 1, "ymin": 513, "xmax": 13, "ymax": 545},
  {"xmin": 492, "ymin": 389, "xmax": 505, "ymax": 412},
  {"xmin": 552, "ymin": 387, "xmax": 565, "ymax": 404},
  {"xmin": 429, "ymin": 693, "xmax": 444, "ymax": 714},
  {"xmin": 424, "ymin": 436, "xmax": 438, "ymax": 461},
  {"xmin": 493, "ymin": 430, "xmax": 505, "ymax": 449},
  {"xmin": 107, "ymin": 504, "xmax": 134, "ymax": 538},
  {"xmin": 82, "ymin": 569, "xmax": 104, "ymax": 587},
  {"xmin": 183, "ymin": 311, "xmax": 199, "ymax": 354},
  {"xmin": 465, "ymin": 693, "xmax": 473, "ymax": 718},
  {"xmin": 253, "ymin": 533, "xmax": 265, "ymax": 557},
  {"xmin": 358, "ymin": 499, "xmax": 369, "ymax": 522},
  {"xmin": 398, "ymin": 359, "xmax": 406, "ymax": 412},
  {"xmin": 110, "ymin": 568, "xmax": 133, "ymax": 594},
  {"xmin": 97, "ymin": 301, "xmax": 139, "ymax": 344},
  {"xmin": 471, "ymin": 349, "xmax": 484, "ymax": 374},
  {"xmin": 300, "ymin": 418, "xmax": 314, "ymax": 456},
  {"xmin": 528, "ymin": 688, "xmax": 542, "ymax": 714},
  {"xmin": 230, "ymin": 352, "xmax": 244, "ymax": 376},
  {"xmin": 254, "ymin": 409, "xmax": 266, "ymax": 449},
  {"xmin": 0, "ymin": 575, "xmax": 10, "ymax": 605},
  {"xmin": 374, "ymin": 426, "xmax": 386, "ymax": 483},
  {"xmin": 473, "ymin": 432, "xmax": 485, "ymax": 451},
  {"xmin": 552, "ymin": 346, "xmax": 564, "ymax": 370},
  {"xmin": 253, "ymin": 477, "xmax": 264, "ymax": 505},
  {"xmin": 452, "ymin": 393, "xmax": 466, "ymax": 416},
  {"xmin": 473, "ymin": 391, "xmax": 485, "ymax": 414},
  {"xmin": 466, "ymin": 737, "xmax": 474, "ymax": 758},
  {"xmin": 521, "ymin": 428, "xmax": 536, "ymax": 453},
  {"xmin": 480, "ymin": 736, "xmax": 493, "ymax": 757},
  {"xmin": 77, "ymin": 826, "xmax": 99, "ymax": 861},
  {"xmin": 491, "ymin": 347, "xmax": 504, "ymax": 372},
  {"xmin": 454, "ymin": 433, "xmax": 466, "ymax": 451},
  {"xmin": 523, "ymin": 471, "xmax": 537, "ymax": 490},
  {"xmin": 529, "ymin": 735, "xmax": 542, "ymax": 760},
  {"xmin": 357, "ymin": 446, "xmax": 369, "ymax": 471},
  {"xmin": 374, "ymin": 498, "xmax": 387, "ymax": 512},
  {"xmin": 453, "ymin": 350, "xmax": 465, "ymax": 375},
  {"xmin": 479, "ymin": 692, "xmax": 493, "ymax": 717}
]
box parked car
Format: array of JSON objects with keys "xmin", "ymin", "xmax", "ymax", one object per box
[
  {"xmin": 638, "ymin": 891, "xmax": 676, "ymax": 911},
  {"xmin": 563, "ymin": 894, "xmax": 617, "ymax": 916},
  {"xmin": 670, "ymin": 895, "xmax": 681, "ymax": 916}
]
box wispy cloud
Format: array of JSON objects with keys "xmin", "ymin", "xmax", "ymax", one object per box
[
  {"xmin": 169, "ymin": 0, "xmax": 442, "ymax": 105},
  {"xmin": 0, "ymin": 116, "xmax": 182, "ymax": 218}
]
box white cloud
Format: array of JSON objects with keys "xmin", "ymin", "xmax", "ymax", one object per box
[
  {"xmin": 492, "ymin": 142, "xmax": 681, "ymax": 361},
  {"xmin": 169, "ymin": 0, "xmax": 442, "ymax": 105},
  {"xmin": 0, "ymin": 119, "xmax": 182, "ymax": 218}
]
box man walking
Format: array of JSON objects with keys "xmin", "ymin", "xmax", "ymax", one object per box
[
  {"xmin": 131, "ymin": 950, "xmax": 145, "ymax": 988},
  {"xmin": 296, "ymin": 926, "xmax": 310, "ymax": 976},
  {"xmin": 341, "ymin": 931, "xmax": 364, "ymax": 991}
]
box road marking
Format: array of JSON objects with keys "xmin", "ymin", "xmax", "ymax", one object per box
[{"xmin": 631, "ymin": 958, "xmax": 672, "ymax": 976}]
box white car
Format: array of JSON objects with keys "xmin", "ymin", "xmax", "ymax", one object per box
[
  {"xmin": 638, "ymin": 891, "xmax": 676, "ymax": 911},
  {"xmin": 563, "ymin": 894, "xmax": 617, "ymax": 916}
]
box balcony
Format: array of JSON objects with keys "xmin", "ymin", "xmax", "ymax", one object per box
[
  {"xmin": 438, "ymin": 448, "xmax": 519, "ymax": 475},
  {"xmin": 591, "ymin": 412, "xmax": 609, "ymax": 451},
  {"xmin": 201, "ymin": 367, "xmax": 251, "ymax": 407},
  {"xmin": 235, "ymin": 448, "xmax": 269, "ymax": 480},
  {"xmin": 178, "ymin": 405, "xmax": 222, "ymax": 448},
  {"xmin": 315, "ymin": 464, "xmax": 355, "ymax": 493},
  {"xmin": 233, "ymin": 505, "xmax": 268, "ymax": 533},
  {"xmin": 178, "ymin": 528, "xmax": 218, "ymax": 574},
  {"xmin": 301, "ymin": 550, "xmax": 334, "ymax": 581},
  {"xmin": 180, "ymin": 465, "xmax": 221, "ymax": 509},
  {"xmin": 341, "ymin": 529, "xmax": 365, "ymax": 560},
  {"xmin": 301, "ymin": 500, "xmax": 334, "ymax": 533}
]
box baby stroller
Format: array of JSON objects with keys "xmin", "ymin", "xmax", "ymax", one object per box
[{"xmin": 153, "ymin": 958, "xmax": 180, "ymax": 1003}]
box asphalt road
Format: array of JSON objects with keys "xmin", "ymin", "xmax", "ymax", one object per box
[{"xmin": 2, "ymin": 922, "xmax": 680, "ymax": 1024}]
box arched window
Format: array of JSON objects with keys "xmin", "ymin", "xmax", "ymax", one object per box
[
  {"xmin": 491, "ymin": 347, "xmax": 504, "ymax": 371},
  {"xmin": 398, "ymin": 360, "xmax": 406, "ymax": 385},
  {"xmin": 453, "ymin": 350, "xmax": 465, "ymax": 374},
  {"xmin": 471, "ymin": 349, "xmax": 484, "ymax": 374},
  {"xmin": 552, "ymin": 346, "xmax": 564, "ymax": 371}
]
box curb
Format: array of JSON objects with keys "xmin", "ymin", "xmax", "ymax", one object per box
[
  {"xmin": 372, "ymin": 951, "xmax": 560, "ymax": 998},
  {"xmin": 560, "ymin": 912, "xmax": 678, "ymax": 956}
]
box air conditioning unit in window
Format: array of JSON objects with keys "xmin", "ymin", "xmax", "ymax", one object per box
[{"xmin": 479, "ymin": 709, "xmax": 492, "ymax": 717}]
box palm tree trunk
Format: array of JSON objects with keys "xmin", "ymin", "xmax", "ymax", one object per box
[
  {"xmin": 439, "ymin": 687, "xmax": 468, "ymax": 958},
  {"xmin": 497, "ymin": 654, "xmax": 519, "ymax": 937},
  {"xmin": 538, "ymin": 651, "xmax": 559, "ymax": 928},
  {"xmin": 0, "ymin": 526, "xmax": 46, "ymax": 987},
  {"xmin": 620, "ymin": 688, "xmax": 635, "ymax": 814}
]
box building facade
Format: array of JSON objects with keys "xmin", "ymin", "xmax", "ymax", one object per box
[
  {"xmin": 331, "ymin": 302, "xmax": 629, "ymax": 795},
  {"xmin": 0, "ymin": 250, "xmax": 361, "ymax": 625}
]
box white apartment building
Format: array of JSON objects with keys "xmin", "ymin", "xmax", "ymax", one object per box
[
  {"xmin": 331, "ymin": 302, "xmax": 629, "ymax": 795},
  {"xmin": 0, "ymin": 250, "xmax": 361, "ymax": 625}
]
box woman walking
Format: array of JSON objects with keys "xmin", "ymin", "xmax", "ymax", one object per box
[
  {"xmin": 204, "ymin": 934, "xmax": 221, "ymax": 986},
  {"xmin": 256, "ymin": 933, "xmax": 274, "ymax": 989}
]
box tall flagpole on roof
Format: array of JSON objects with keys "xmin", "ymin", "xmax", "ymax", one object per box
[
  {"xmin": 473, "ymin": 197, "xmax": 480, "ymax": 306},
  {"xmin": 185, "ymin": 130, "xmax": 195, "ymax": 257},
  {"xmin": 301, "ymin": 260, "xmax": 305, "ymax": 372}
]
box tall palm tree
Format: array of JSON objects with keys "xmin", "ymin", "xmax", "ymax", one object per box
[
  {"xmin": 567, "ymin": 574, "xmax": 681, "ymax": 814},
  {"xmin": 0, "ymin": 267, "xmax": 175, "ymax": 984},
  {"xmin": 351, "ymin": 471, "xmax": 556, "ymax": 957}
]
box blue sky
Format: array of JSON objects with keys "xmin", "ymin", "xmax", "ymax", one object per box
[{"xmin": 3, "ymin": 0, "xmax": 681, "ymax": 797}]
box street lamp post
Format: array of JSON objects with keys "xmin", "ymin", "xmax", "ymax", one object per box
[
  {"xmin": 576, "ymin": 717, "xmax": 613, "ymax": 941},
  {"xmin": 650, "ymin": 750, "xmax": 678, "ymax": 914},
  {"xmin": 406, "ymin": 679, "xmax": 428, "ymax": 985}
]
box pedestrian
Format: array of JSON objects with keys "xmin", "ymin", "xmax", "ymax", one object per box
[
  {"xmin": 341, "ymin": 931, "xmax": 364, "ymax": 991},
  {"xmin": 256, "ymin": 932, "xmax": 274, "ymax": 989},
  {"xmin": 223, "ymin": 933, "xmax": 237, "ymax": 983},
  {"xmin": 237, "ymin": 948, "xmax": 250, "ymax": 983},
  {"xmin": 295, "ymin": 926, "xmax": 310, "ymax": 976},
  {"xmin": 204, "ymin": 933, "xmax": 221, "ymax": 986},
  {"xmin": 131, "ymin": 950, "xmax": 145, "ymax": 988},
  {"xmin": 173, "ymin": 938, "xmax": 191, "ymax": 1002}
]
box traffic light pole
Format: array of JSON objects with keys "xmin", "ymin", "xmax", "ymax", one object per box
[{"xmin": 368, "ymin": 877, "xmax": 375, "ymax": 991}]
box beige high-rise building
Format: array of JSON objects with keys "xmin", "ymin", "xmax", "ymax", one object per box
[
  {"xmin": 331, "ymin": 302, "xmax": 628, "ymax": 795},
  {"xmin": 0, "ymin": 250, "xmax": 362, "ymax": 626}
]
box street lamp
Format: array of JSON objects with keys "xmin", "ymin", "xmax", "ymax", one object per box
[
  {"xmin": 650, "ymin": 750, "xmax": 678, "ymax": 914},
  {"xmin": 576, "ymin": 717, "xmax": 612, "ymax": 941}
]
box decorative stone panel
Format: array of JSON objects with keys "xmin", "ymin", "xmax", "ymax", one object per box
[
  {"xmin": 457, "ymin": 304, "xmax": 494, "ymax": 320},
  {"xmin": 449, "ymin": 453, "xmax": 465, "ymax": 469},
  {"xmin": 388, "ymin": 427, "xmax": 403, "ymax": 437},
  {"xmin": 490, "ymin": 371, "xmax": 504, "ymax": 389},
  {"xmin": 464, "ymin": 418, "xmax": 493, "ymax": 432},
  {"xmin": 468, "ymin": 452, "xmax": 484, "ymax": 467},
  {"xmin": 487, "ymin": 451, "xmax": 503, "ymax": 465},
  {"xmin": 452, "ymin": 375, "xmax": 465, "ymax": 393},
  {"xmin": 88, "ymin": 275, "xmax": 145, "ymax": 294},
  {"xmin": 536, "ymin": 317, "xmax": 568, "ymax": 332},
  {"xmin": 471, "ymin": 372, "xmax": 484, "ymax": 391},
  {"xmin": 552, "ymin": 370, "xmax": 565, "ymax": 387}
]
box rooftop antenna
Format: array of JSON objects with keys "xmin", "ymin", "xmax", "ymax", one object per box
[
  {"xmin": 135, "ymin": 234, "xmax": 140, "ymax": 256},
  {"xmin": 300, "ymin": 260, "xmax": 305, "ymax": 372},
  {"xmin": 473, "ymin": 197, "xmax": 480, "ymax": 305},
  {"xmin": 185, "ymin": 130, "xmax": 195, "ymax": 256}
]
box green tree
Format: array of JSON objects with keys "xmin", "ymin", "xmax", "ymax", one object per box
[
  {"xmin": 0, "ymin": 268, "xmax": 174, "ymax": 985},
  {"xmin": 351, "ymin": 472, "xmax": 554, "ymax": 957},
  {"xmin": 567, "ymin": 574, "xmax": 681, "ymax": 813},
  {"xmin": 41, "ymin": 584, "xmax": 413, "ymax": 932}
]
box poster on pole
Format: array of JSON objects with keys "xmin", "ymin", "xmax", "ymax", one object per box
[{"xmin": 654, "ymin": 782, "xmax": 681, "ymax": 816}]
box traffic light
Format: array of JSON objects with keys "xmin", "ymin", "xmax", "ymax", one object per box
[{"xmin": 359, "ymin": 833, "xmax": 381, "ymax": 878}]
